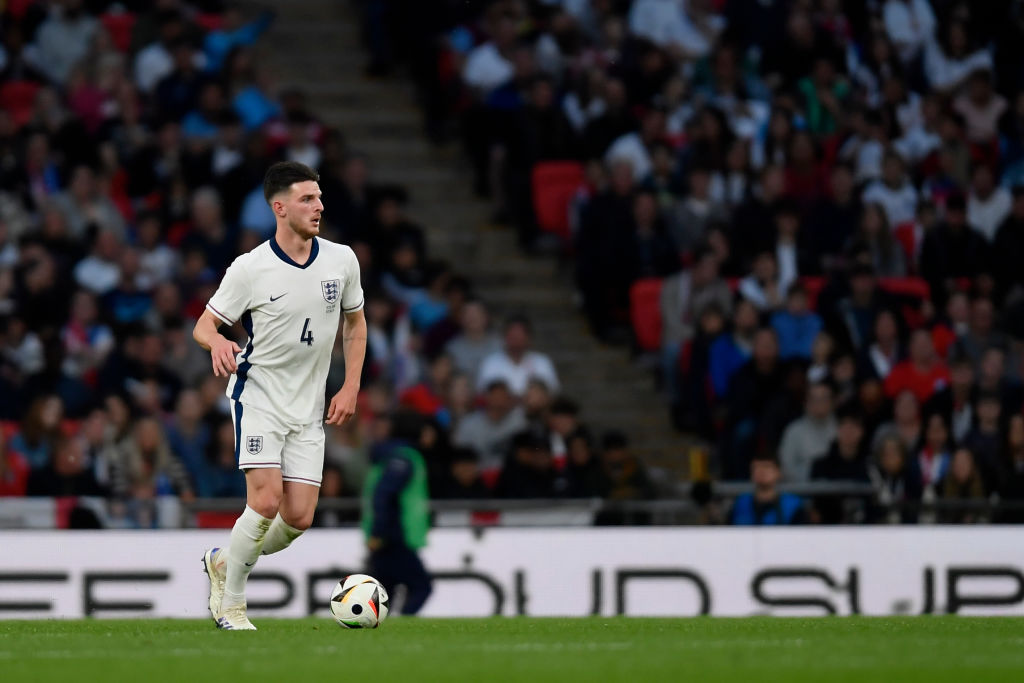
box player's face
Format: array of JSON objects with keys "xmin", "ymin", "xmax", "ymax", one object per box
[{"xmin": 284, "ymin": 180, "xmax": 324, "ymax": 239}]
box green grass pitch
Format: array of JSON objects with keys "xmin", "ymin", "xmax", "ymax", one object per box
[{"xmin": 1, "ymin": 617, "xmax": 1022, "ymax": 682}]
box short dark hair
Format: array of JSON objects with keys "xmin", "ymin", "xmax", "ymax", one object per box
[{"xmin": 263, "ymin": 161, "xmax": 319, "ymax": 204}]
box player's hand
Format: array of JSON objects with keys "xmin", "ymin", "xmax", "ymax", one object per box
[
  {"xmin": 326, "ymin": 384, "xmax": 359, "ymax": 425},
  {"xmin": 210, "ymin": 336, "xmax": 242, "ymax": 377}
]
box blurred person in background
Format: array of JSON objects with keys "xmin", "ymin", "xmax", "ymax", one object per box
[
  {"xmin": 495, "ymin": 429, "xmax": 562, "ymax": 499},
  {"xmin": 0, "ymin": 430, "xmax": 30, "ymax": 497},
  {"xmin": 11, "ymin": 395, "xmax": 63, "ymax": 470},
  {"xmin": 477, "ymin": 315, "xmax": 559, "ymax": 396},
  {"xmin": 778, "ymin": 381, "xmax": 837, "ymax": 483},
  {"xmin": 810, "ymin": 406, "xmax": 870, "ymax": 524},
  {"xmin": 444, "ymin": 298, "xmax": 502, "ymax": 381},
  {"xmin": 869, "ymin": 434, "xmax": 917, "ymax": 524},
  {"xmin": 729, "ymin": 453, "xmax": 807, "ymax": 525},
  {"xmin": 940, "ymin": 447, "xmax": 988, "ymax": 523},
  {"xmin": 435, "ymin": 447, "xmax": 489, "ymax": 499},
  {"xmin": 594, "ymin": 430, "xmax": 655, "ymax": 525},
  {"xmin": 998, "ymin": 413, "xmax": 1024, "ymax": 522},
  {"xmin": 26, "ymin": 435, "xmax": 105, "ymax": 497},
  {"xmin": 362, "ymin": 412, "xmax": 432, "ymax": 615},
  {"xmin": 771, "ymin": 282, "xmax": 824, "ymax": 361},
  {"xmin": 452, "ymin": 379, "xmax": 526, "ymax": 472},
  {"xmin": 111, "ymin": 416, "xmax": 194, "ymax": 504}
]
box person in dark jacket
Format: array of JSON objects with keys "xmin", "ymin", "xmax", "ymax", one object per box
[
  {"xmin": 362, "ymin": 413, "xmax": 432, "ymax": 615},
  {"xmin": 919, "ymin": 193, "xmax": 990, "ymax": 307},
  {"xmin": 434, "ymin": 447, "xmax": 491, "ymax": 499},
  {"xmin": 26, "ymin": 436, "xmax": 106, "ymax": 497},
  {"xmin": 729, "ymin": 453, "xmax": 807, "ymax": 525},
  {"xmin": 495, "ymin": 430, "xmax": 561, "ymax": 498},
  {"xmin": 810, "ymin": 405, "xmax": 870, "ymax": 523}
]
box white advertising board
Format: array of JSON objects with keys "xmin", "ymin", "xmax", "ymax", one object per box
[{"xmin": 1, "ymin": 527, "xmax": 1023, "ymax": 618}]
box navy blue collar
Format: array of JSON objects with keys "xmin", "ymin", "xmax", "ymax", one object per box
[{"xmin": 270, "ymin": 235, "xmax": 318, "ymax": 268}]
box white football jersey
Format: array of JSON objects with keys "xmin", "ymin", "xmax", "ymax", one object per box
[{"xmin": 206, "ymin": 236, "xmax": 363, "ymax": 425}]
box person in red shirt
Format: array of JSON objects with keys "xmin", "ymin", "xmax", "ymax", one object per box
[
  {"xmin": 0, "ymin": 431, "xmax": 30, "ymax": 497},
  {"xmin": 884, "ymin": 329, "xmax": 951, "ymax": 403}
]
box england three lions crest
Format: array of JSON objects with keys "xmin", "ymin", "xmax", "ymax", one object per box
[
  {"xmin": 322, "ymin": 279, "xmax": 340, "ymax": 303},
  {"xmin": 246, "ymin": 435, "xmax": 263, "ymax": 455}
]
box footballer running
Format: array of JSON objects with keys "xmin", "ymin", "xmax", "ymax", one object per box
[{"xmin": 193, "ymin": 161, "xmax": 367, "ymax": 630}]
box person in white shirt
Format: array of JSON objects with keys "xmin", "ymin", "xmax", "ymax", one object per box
[
  {"xmin": 462, "ymin": 14, "xmax": 517, "ymax": 95},
  {"xmin": 967, "ymin": 164, "xmax": 1012, "ymax": 242},
  {"xmin": 605, "ymin": 108, "xmax": 666, "ymax": 182},
  {"xmin": 924, "ymin": 20, "xmax": 992, "ymax": 94},
  {"xmin": 628, "ymin": 0, "xmax": 725, "ymax": 61},
  {"xmin": 73, "ymin": 230, "xmax": 122, "ymax": 296},
  {"xmin": 193, "ymin": 162, "xmax": 366, "ymax": 630},
  {"xmin": 883, "ymin": 0, "xmax": 936, "ymax": 64},
  {"xmin": 862, "ymin": 152, "xmax": 919, "ymax": 228},
  {"xmin": 27, "ymin": 0, "xmax": 98, "ymax": 85},
  {"xmin": 477, "ymin": 315, "xmax": 560, "ymax": 396}
]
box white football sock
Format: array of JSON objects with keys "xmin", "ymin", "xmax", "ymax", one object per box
[
  {"xmin": 260, "ymin": 513, "xmax": 305, "ymax": 555},
  {"xmin": 223, "ymin": 506, "xmax": 272, "ymax": 608}
]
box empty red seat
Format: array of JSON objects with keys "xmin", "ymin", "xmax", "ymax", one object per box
[
  {"xmin": 0, "ymin": 80, "xmax": 41, "ymax": 129},
  {"xmin": 531, "ymin": 161, "xmax": 584, "ymax": 240},
  {"xmin": 101, "ymin": 12, "xmax": 137, "ymax": 53},
  {"xmin": 630, "ymin": 278, "xmax": 664, "ymax": 352},
  {"xmin": 877, "ymin": 277, "xmax": 930, "ymax": 300}
]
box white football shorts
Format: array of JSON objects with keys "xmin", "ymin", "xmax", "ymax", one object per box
[{"xmin": 230, "ymin": 399, "xmax": 324, "ymax": 486}]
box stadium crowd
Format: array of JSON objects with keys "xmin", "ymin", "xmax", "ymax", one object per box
[
  {"xmin": 363, "ymin": 0, "xmax": 1024, "ymax": 523},
  {"xmin": 0, "ymin": 0, "xmax": 662, "ymax": 528}
]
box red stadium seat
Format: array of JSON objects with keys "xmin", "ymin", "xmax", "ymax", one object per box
[
  {"xmin": 800, "ymin": 276, "xmax": 825, "ymax": 310},
  {"xmin": 194, "ymin": 13, "xmax": 224, "ymax": 31},
  {"xmin": 101, "ymin": 12, "xmax": 137, "ymax": 53},
  {"xmin": 195, "ymin": 511, "xmax": 239, "ymax": 529},
  {"xmin": 531, "ymin": 161, "xmax": 584, "ymax": 240},
  {"xmin": 630, "ymin": 278, "xmax": 663, "ymax": 352},
  {"xmin": 877, "ymin": 277, "xmax": 930, "ymax": 300},
  {"xmin": 0, "ymin": 80, "xmax": 41, "ymax": 129}
]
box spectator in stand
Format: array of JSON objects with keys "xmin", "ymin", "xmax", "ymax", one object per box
[
  {"xmin": 452, "ymin": 379, "xmax": 526, "ymax": 471},
  {"xmin": 883, "ymin": 0, "xmax": 936, "ymax": 65},
  {"xmin": 564, "ymin": 428, "xmax": 603, "ymax": 498},
  {"xmin": 869, "ymin": 434, "xmax": 917, "ymax": 524},
  {"xmin": 778, "ymin": 381, "xmax": 838, "ymax": 483},
  {"xmin": 477, "ymin": 316, "xmax": 559, "ymax": 396},
  {"xmin": 862, "ymin": 152, "xmax": 918, "ymax": 230},
  {"xmin": 847, "ymin": 203, "xmax": 907, "ymax": 278},
  {"xmin": 709, "ymin": 299, "xmax": 759, "ymax": 401},
  {"xmin": 952, "ymin": 297, "xmax": 1005, "ymax": 369},
  {"xmin": 669, "ymin": 166, "xmax": 728, "ymax": 256},
  {"xmin": 811, "ymin": 406, "xmax": 870, "ymax": 524},
  {"xmin": 495, "ymin": 429, "xmax": 560, "ymax": 499},
  {"xmin": 963, "ymin": 391, "xmax": 1005, "ymax": 491},
  {"xmin": 444, "ymin": 299, "xmax": 502, "ymax": 383},
  {"xmin": 659, "ymin": 247, "xmax": 731, "ymax": 396},
  {"xmin": 992, "ymin": 187, "xmax": 1024, "ymax": 300},
  {"xmin": 26, "ymin": 436, "xmax": 106, "ymax": 497},
  {"xmin": 435, "ymin": 447, "xmax": 490, "ymax": 499},
  {"xmin": 806, "ymin": 164, "xmax": 860, "ymax": 265},
  {"xmin": 720, "ymin": 327, "xmax": 785, "ymax": 479},
  {"xmin": 884, "ymin": 329, "xmax": 951, "ymax": 404},
  {"xmin": 729, "ymin": 453, "xmax": 807, "ymax": 525},
  {"xmin": 73, "ymin": 229, "xmax": 121, "ymax": 296},
  {"xmin": 927, "ymin": 355, "xmax": 975, "ymax": 445},
  {"xmin": 202, "ymin": 6, "xmax": 275, "ymax": 74},
  {"xmin": 967, "ymin": 165, "xmax": 1012, "ymax": 243},
  {"xmin": 111, "ymin": 417, "xmax": 193, "ymax": 502},
  {"xmin": 771, "ymin": 282, "xmax": 823, "ymax": 361},
  {"xmin": 940, "ymin": 447, "xmax": 988, "ymax": 523},
  {"xmin": 594, "ymin": 430, "xmax": 655, "ymax": 525},
  {"xmin": 0, "ymin": 430, "xmax": 30, "ymax": 497},
  {"xmin": 998, "ymin": 413, "xmax": 1024, "ymax": 522},
  {"xmin": 739, "ymin": 250, "xmax": 787, "ymax": 312},
  {"xmin": 164, "ymin": 388, "xmax": 210, "ymax": 490},
  {"xmin": 874, "ymin": 389, "xmax": 924, "ymax": 454},
  {"xmin": 910, "ymin": 411, "xmax": 953, "ymax": 503},
  {"xmin": 52, "ymin": 164, "xmax": 127, "ymax": 241},
  {"xmin": 201, "ymin": 418, "xmax": 247, "ymax": 498},
  {"xmin": 857, "ymin": 309, "xmax": 902, "ymax": 382},
  {"xmin": 924, "ymin": 20, "xmax": 993, "ymax": 94},
  {"xmin": 29, "ymin": 0, "xmax": 99, "ymax": 85},
  {"xmin": 11, "ymin": 395, "xmax": 63, "ymax": 470},
  {"xmin": 59, "ymin": 290, "xmax": 115, "ymax": 415},
  {"xmin": 730, "ymin": 165, "xmax": 785, "ymax": 266}
]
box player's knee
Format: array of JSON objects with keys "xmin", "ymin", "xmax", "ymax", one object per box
[
  {"xmin": 248, "ymin": 488, "xmax": 282, "ymax": 519},
  {"xmin": 283, "ymin": 507, "xmax": 314, "ymax": 531}
]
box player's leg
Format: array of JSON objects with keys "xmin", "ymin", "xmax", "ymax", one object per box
[
  {"xmin": 262, "ymin": 480, "xmax": 319, "ymax": 554},
  {"xmin": 205, "ymin": 402, "xmax": 285, "ymax": 629},
  {"xmin": 395, "ymin": 545, "xmax": 433, "ymax": 616},
  {"xmin": 262, "ymin": 420, "xmax": 324, "ymax": 554}
]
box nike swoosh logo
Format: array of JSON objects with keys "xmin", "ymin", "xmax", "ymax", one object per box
[
  {"xmin": 244, "ymin": 561, "xmax": 255, "ymax": 567},
  {"xmin": 270, "ymin": 293, "xmax": 287, "ymax": 302}
]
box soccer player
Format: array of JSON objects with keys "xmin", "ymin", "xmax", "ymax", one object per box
[{"xmin": 193, "ymin": 161, "xmax": 366, "ymax": 630}]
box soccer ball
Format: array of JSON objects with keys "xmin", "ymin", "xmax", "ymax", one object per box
[{"xmin": 329, "ymin": 574, "xmax": 389, "ymax": 628}]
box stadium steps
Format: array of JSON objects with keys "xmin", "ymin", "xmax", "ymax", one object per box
[{"xmin": 262, "ymin": 0, "xmax": 695, "ymax": 486}]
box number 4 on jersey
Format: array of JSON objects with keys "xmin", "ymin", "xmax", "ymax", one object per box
[{"xmin": 300, "ymin": 318, "xmax": 314, "ymax": 346}]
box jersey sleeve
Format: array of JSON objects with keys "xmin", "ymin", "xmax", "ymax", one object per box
[
  {"xmin": 206, "ymin": 256, "xmax": 252, "ymax": 325},
  {"xmin": 341, "ymin": 247, "xmax": 364, "ymax": 313}
]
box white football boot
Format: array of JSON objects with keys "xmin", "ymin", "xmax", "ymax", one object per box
[
  {"xmin": 216, "ymin": 603, "xmax": 258, "ymax": 631},
  {"xmin": 202, "ymin": 547, "xmax": 227, "ymax": 622}
]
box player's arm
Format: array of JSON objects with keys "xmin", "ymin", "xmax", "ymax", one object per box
[
  {"xmin": 326, "ymin": 308, "xmax": 367, "ymax": 425},
  {"xmin": 193, "ymin": 309, "xmax": 242, "ymax": 377}
]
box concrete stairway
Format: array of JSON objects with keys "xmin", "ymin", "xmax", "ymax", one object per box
[{"xmin": 259, "ymin": 2, "xmax": 691, "ymax": 481}]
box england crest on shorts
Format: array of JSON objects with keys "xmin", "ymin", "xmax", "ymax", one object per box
[
  {"xmin": 246, "ymin": 435, "xmax": 263, "ymax": 455},
  {"xmin": 321, "ymin": 279, "xmax": 340, "ymax": 303}
]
